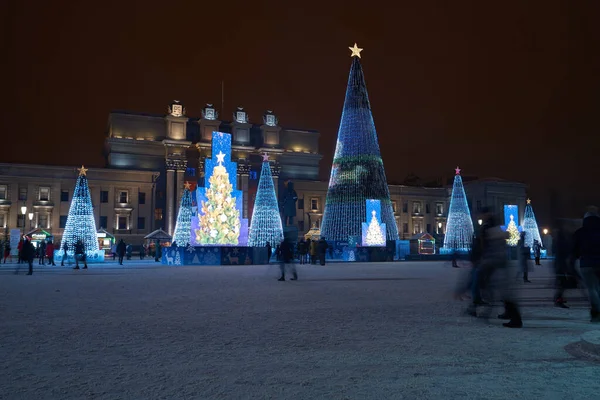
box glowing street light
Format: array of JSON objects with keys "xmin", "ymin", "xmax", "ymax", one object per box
[
  {"xmin": 543, "ymin": 228, "xmax": 548, "ymax": 235},
  {"xmin": 21, "ymin": 205, "xmax": 27, "ymax": 215},
  {"xmin": 478, "ymin": 219, "xmax": 483, "ymax": 226}
]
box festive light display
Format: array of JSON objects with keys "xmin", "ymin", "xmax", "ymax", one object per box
[
  {"xmin": 522, "ymin": 199, "xmax": 542, "ymax": 248},
  {"xmin": 59, "ymin": 166, "xmax": 102, "ymax": 261},
  {"xmin": 361, "ymin": 199, "xmax": 386, "ymax": 246},
  {"xmin": 320, "ymin": 44, "xmax": 399, "ymax": 242},
  {"xmin": 248, "ymin": 154, "xmax": 284, "ymax": 247},
  {"xmin": 441, "ymin": 167, "xmax": 474, "ymax": 253},
  {"xmin": 506, "ymin": 215, "xmax": 520, "ymax": 246},
  {"xmin": 191, "ymin": 132, "xmax": 248, "ymax": 246},
  {"xmin": 172, "ymin": 182, "xmax": 193, "ymax": 246}
]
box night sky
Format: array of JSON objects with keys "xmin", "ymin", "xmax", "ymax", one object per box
[{"xmin": 2, "ymin": 1, "xmax": 599, "ymax": 224}]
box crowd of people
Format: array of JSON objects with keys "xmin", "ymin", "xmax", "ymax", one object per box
[
  {"xmin": 267, "ymin": 237, "xmax": 329, "ymax": 281},
  {"xmin": 455, "ymin": 206, "xmax": 600, "ymax": 328}
]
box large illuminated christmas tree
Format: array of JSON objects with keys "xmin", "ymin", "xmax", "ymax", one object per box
[
  {"xmin": 441, "ymin": 167, "xmax": 474, "ymax": 253},
  {"xmin": 248, "ymin": 154, "xmax": 284, "ymax": 247},
  {"xmin": 60, "ymin": 166, "xmax": 100, "ymax": 258},
  {"xmin": 320, "ymin": 44, "xmax": 399, "ymax": 242},
  {"xmin": 172, "ymin": 182, "xmax": 193, "ymax": 246},
  {"xmin": 522, "ymin": 199, "xmax": 542, "ymax": 248},
  {"xmin": 506, "ymin": 215, "xmax": 521, "ymax": 246},
  {"xmin": 192, "ymin": 132, "xmax": 248, "ymax": 246}
]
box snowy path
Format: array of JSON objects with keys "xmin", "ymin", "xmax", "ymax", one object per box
[{"xmin": 1, "ymin": 261, "xmax": 598, "ymax": 399}]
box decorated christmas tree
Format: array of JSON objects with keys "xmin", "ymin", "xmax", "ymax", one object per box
[
  {"xmin": 365, "ymin": 210, "xmax": 386, "ymax": 246},
  {"xmin": 522, "ymin": 199, "xmax": 542, "ymax": 248},
  {"xmin": 195, "ymin": 151, "xmax": 241, "ymax": 245},
  {"xmin": 442, "ymin": 167, "xmax": 474, "ymax": 253},
  {"xmin": 506, "ymin": 215, "xmax": 520, "ymax": 246},
  {"xmin": 248, "ymin": 154, "xmax": 284, "ymax": 247},
  {"xmin": 172, "ymin": 182, "xmax": 193, "ymax": 246},
  {"xmin": 60, "ymin": 166, "xmax": 100, "ymax": 259},
  {"xmin": 320, "ymin": 44, "xmax": 399, "ymax": 242}
]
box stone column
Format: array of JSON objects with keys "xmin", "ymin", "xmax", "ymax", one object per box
[{"xmin": 166, "ymin": 167, "xmax": 175, "ymax": 235}]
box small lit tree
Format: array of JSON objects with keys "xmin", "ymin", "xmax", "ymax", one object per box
[
  {"xmin": 172, "ymin": 182, "xmax": 193, "ymax": 246},
  {"xmin": 506, "ymin": 215, "xmax": 520, "ymax": 246},
  {"xmin": 248, "ymin": 154, "xmax": 283, "ymax": 247}
]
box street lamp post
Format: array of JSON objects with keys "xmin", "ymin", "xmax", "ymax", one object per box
[{"xmin": 20, "ymin": 205, "xmax": 27, "ymax": 238}]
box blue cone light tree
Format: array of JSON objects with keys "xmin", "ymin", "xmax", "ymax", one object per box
[
  {"xmin": 60, "ymin": 166, "xmax": 100, "ymax": 259},
  {"xmin": 522, "ymin": 199, "xmax": 542, "ymax": 248},
  {"xmin": 441, "ymin": 167, "xmax": 474, "ymax": 253},
  {"xmin": 172, "ymin": 182, "xmax": 193, "ymax": 246},
  {"xmin": 320, "ymin": 44, "xmax": 399, "ymax": 242},
  {"xmin": 248, "ymin": 154, "xmax": 284, "ymax": 247}
]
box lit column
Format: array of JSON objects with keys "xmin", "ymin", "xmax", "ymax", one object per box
[
  {"xmin": 166, "ymin": 167, "xmax": 175, "ymax": 235},
  {"xmin": 238, "ymin": 162, "xmax": 249, "ymax": 219}
]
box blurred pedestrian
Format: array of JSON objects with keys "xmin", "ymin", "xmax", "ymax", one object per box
[
  {"xmin": 517, "ymin": 232, "xmax": 532, "ymax": 283},
  {"xmin": 116, "ymin": 239, "xmax": 126, "ymax": 265},
  {"xmin": 22, "ymin": 238, "xmax": 35, "ymax": 275},
  {"xmin": 46, "ymin": 241, "xmax": 56, "ymax": 266},
  {"xmin": 533, "ymin": 240, "xmax": 542, "ymax": 266},
  {"xmin": 573, "ymin": 207, "xmax": 600, "ymax": 323},
  {"xmin": 297, "ymin": 239, "xmax": 307, "ymax": 264},
  {"xmin": 278, "ymin": 239, "xmax": 297, "ymax": 281},
  {"xmin": 318, "ymin": 237, "xmax": 328, "ymax": 266},
  {"xmin": 61, "ymin": 241, "xmax": 69, "ymax": 266},
  {"xmin": 553, "ymin": 221, "xmax": 576, "ymax": 308},
  {"xmin": 38, "ymin": 240, "xmax": 47, "ymax": 265},
  {"xmin": 73, "ymin": 239, "xmax": 87, "ymax": 269},
  {"xmin": 266, "ymin": 241, "xmax": 272, "ymax": 262},
  {"xmin": 310, "ymin": 239, "xmax": 318, "ymax": 264},
  {"xmin": 3, "ymin": 241, "xmax": 11, "ymax": 263}
]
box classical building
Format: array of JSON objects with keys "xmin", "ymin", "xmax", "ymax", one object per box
[
  {"xmin": 0, "ymin": 164, "xmax": 157, "ymax": 245},
  {"xmin": 0, "ymin": 101, "xmax": 529, "ymax": 245}
]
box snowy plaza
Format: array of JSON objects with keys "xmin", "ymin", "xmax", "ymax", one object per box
[{"xmin": 2, "ymin": 261, "xmax": 599, "ymax": 399}]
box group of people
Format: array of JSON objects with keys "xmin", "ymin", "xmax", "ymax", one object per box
[
  {"xmin": 456, "ymin": 206, "xmax": 600, "ymax": 328},
  {"xmin": 267, "ymin": 237, "xmax": 329, "ymax": 281}
]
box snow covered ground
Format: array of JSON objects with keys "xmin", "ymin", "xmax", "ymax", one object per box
[{"xmin": 1, "ymin": 260, "xmax": 598, "ymax": 400}]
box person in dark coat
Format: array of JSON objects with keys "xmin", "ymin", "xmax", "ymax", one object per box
[
  {"xmin": 573, "ymin": 208, "xmax": 600, "ymax": 323},
  {"xmin": 266, "ymin": 241, "xmax": 272, "ymax": 262},
  {"xmin": 553, "ymin": 221, "xmax": 576, "ymax": 308},
  {"xmin": 74, "ymin": 240, "xmax": 87, "ymax": 269},
  {"xmin": 533, "ymin": 240, "xmax": 542, "ymax": 265},
  {"xmin": 22, "ymin": 238, "xmax": 35, "ymax": 275},
  {"xmin": 38, "ymin": 240, "xmax": 47, "ymax": 265},
  {"xmin": 116, "ymin": 239, "xmax": 126, "ymax": 265},
  {"xmin": 61, "ymin": 242, "xmax": 69, "ymax": 266},
  {"xmin": 517, "ymin": 232, "xmax": 532, "ymax": 283},
  {"xmin": 297, "ymin": 240, "xmax": 307, "ymax": 264},
  {"xmin": 139, "ymin": 245, "xmax": 145, "ymax": 260},
  {"xmin": 317, "ymin": 238, "xmax": 328, "ymax": 266},
  {"xmin": 278, "ymin": 239, "xmax": 297, "ymax": 281}
]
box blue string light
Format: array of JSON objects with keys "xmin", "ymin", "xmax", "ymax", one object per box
[
  {"xmin": 60, "ymin": 167, "xmax": 101, "ymax": 259},
  {"xmin": 172, "ymin": 184, "xmax": 193, "ymax": 246},
  {"xmin": 441, "ymin": 168, "xmax": 473, "ymax": 253},
  {"xmin": 248, "ymin": 156, "xmax": 284, "ymax": 246},
  {"xmin": 522, "ymin": 200, "xmax": 541, "ymax": 248},
  {"xmin": 320, "ymin": 52, "xmax": 399, "ymax": 242}
]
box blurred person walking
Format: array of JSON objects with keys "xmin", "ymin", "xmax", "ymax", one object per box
[
  {"xmin": 116, "ymin": 239, "xmax": 126, "ymax": 265},
  {"xmin": 553, "ymin": 221, "xmax": 577, "ymax": 308},
  {"xmin": 278, "ymin": 239, "xmax": 297, "ymax": 281},
  {"xmin": 46, "ymin": 241, "xmax": 56, "ymax": 266},
  {"xmin": 573, "ymin": 207, "xmax": 600, "ymax": 323}
]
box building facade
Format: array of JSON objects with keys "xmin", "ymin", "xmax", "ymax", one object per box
[{"xmin": 0, "ymin": 101, "xmax": 529, "ymax": 245}]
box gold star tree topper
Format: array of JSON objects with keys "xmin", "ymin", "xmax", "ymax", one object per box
[
  {"xmin": 527, "ymin": 198, "xmax": 531, "ymax": 204},
  {"xmin": 184, "ymin": 181, "xmax": 191, "ymax": 190},
  {"xmin": 349, "ymin": 43, "xmax": 363, "ymax": 58},
  {"xmin": 78, "ymin": 165, "xmax": 88, "ymax": 176}
]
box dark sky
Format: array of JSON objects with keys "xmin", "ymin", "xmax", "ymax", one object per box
[{"xmin": 2, "ymin": 0, "xmax": 599, "ymax": 224}]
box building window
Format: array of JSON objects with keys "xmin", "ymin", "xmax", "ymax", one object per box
[
  {"xmin": 138, "ymin": 217, "xmax": 145, "ymax": 230},
  {"xmin": 413, "ymin": 220, "xmax": 423, "ymax": 234},
  {"xmin": 119, "ymin": 191, "xmax": 128, "ymax": 204},
  {"xmin": 413, "ymin": 202, "xmax": 422, "ymax": 214},
  {"xmin": 118, "ymin": 216, "xmax": 128, "ymax": 230},
  {"xmin": 0, "ymin": 214, "xmax": 5, "ymax": 228},
  {"xmin": 402, "ymin": 223, "xmax": 408, "ymax": 234},
  {"xmin": 425, "ymin": 203, "xmax": 430, "ymax": 214},
  {"xmin": 100, "ymin": 191, "xmax": 109, "ymax": 203},
  {"xmin": 38, "ymin": 214, "xmax": 48, "ymax": 229},
  {"xmin": 61, "ymin": 190, "xmax": 69, "ymax": 202},
  {"xmin": 476, "ymin": 200, "xmax": 482, "ymax": 212},
  {"xmin": 99, "ymin": 216, "xmax": 107, "ymax": 229},
  {"xmin": 310, "ymin": 198, "xmax": 319, "ymax": 211},
  {"xmin": 186, "ymin": 167, "xmax": 196, "ymax": 177},
  {"xmin": 139, "ymin": 192, "xmax": 146, "ymax": 205},
  {"xmin": 426, "ymin": 223, "xmax": 431, "ymax": 233},
  {"xmin": 249, "ymin": 171, "xmax": 258, "ymax": 180},
  {"xmin": 392, "ymin": 201, "xmax": 397, "ymax": 212},
  {"xmin": 59, "ymin": 215, "xmax": 68, "ymax": 228},
  {"xmin": 154, "ymin": 208, "xmax": 163, "ymax": 221},
  {"xmin": 0, "ymin": 185, "xmax": 7, "ymax": 200},
  {"xmin": 402, "ymin": 202, "xmax": 408, "ymax": 213},
  {"xmin": 298, "ymin": 220, "xmax": 305, "ymax": 232},
  {"xmin": 17, "ymin": 214, "xmax": 25, "ymax": 228},
  {"xmin": 39, "ymin": 187, "xmax": 50, "ymax": 201},
  {"xmin": 19, "ymin": 187, "xmax": 27, "ymax": 201},
  {"xmin": 436, "ymin": 203, "xmax": 444, "ymax": 215}
]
